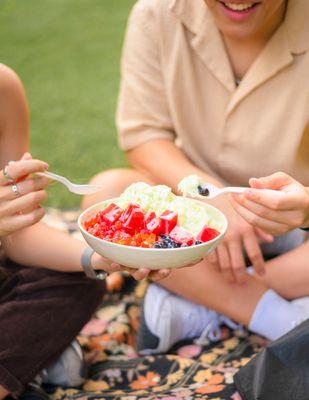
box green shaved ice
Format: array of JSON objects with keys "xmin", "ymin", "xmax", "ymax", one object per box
[
  {"xmin": 178, "ymin": 175, "xmax": 204, "ymax": 198},
  {"xmin": 116, "ymin": 182, "xmax": 224, "ymax": 236},
  {"xmin": 116, "ymin": 183, "xmax": 176, "ymax": 213}
]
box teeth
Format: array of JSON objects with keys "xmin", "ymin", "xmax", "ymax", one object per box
[{"xmin": 223, "ymin": 2, "xmax": 254, "ymax": 11}]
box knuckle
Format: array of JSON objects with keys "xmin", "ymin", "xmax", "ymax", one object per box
[
  {"xmin": 272, "ymin": 198, "xmax": 282, "ymax": 210},
  {"xmin": 233, "ymin": 265, "xmax": 245, "ymax": 273},
  {"xmin": 25, "ymin": 179, "xmax": 37, "ymax": 193}
]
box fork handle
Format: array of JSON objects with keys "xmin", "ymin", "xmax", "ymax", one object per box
[
  {"xmin": 37, "ymin": 171, "xmax": 62, "ymax": 180},
  {"xmin": 222, "ymin": 187, "xmax": 248, "ymax": 194}
]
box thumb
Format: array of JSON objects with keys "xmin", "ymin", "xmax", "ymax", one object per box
[
  {"xmin": 249, "ymin": 172, "xmax": 291, "ymax": 190},
  {"xmin": 20, "ymin": 152, "xmax": 33, "ymax": 161}
]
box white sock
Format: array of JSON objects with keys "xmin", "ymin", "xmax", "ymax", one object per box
[
  {"xmin": 144, "ymin": 284, "xmax": 217, "ymax": 352},
  {"xmin": 249, "ymin": 289, "xmax": 302, "ymax": 341}
]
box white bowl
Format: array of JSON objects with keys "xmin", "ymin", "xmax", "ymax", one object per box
[{"xmin": 78, "ymin": 198, "xmax": 228, "ymax": 270}]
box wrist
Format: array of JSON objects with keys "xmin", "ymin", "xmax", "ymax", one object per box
[{"xmin": 81, "ymin": 248, "xmax": 107, "ymax": 280}]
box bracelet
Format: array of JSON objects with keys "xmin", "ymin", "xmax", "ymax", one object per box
[{"xmin": 81, "ymin": 247, "xmax": 107, "ymax": 280}]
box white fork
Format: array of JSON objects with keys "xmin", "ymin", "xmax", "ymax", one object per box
[
  {"xmin": 37, "ymin": 171, "xmax": 102, "ymax": 195},
  {"xmin": 197, "ymin": 182, "xmax": 248, "ymax": 199},
  {"xmin": 196, "ymin": 182, "xmax": 280, "ymax": 199}
]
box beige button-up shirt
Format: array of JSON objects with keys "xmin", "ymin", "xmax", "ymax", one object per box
[{"xmin": 117, "ymin": 0, "xmax": 309, "ymax": 186}]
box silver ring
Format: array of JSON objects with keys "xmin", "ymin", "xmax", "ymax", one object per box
[
  {"xmin": 3, "ymin": 165, "xmax": 14, "ymax": 182},
  {"xmin": 11, "ymin": 184, "xmax": 21, "ymax": 198}
]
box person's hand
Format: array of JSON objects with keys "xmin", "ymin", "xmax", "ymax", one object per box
[
  {"xmin": 207, "ymin": 196, "xmax": 273, "ymax": 285},
  {"xmin": 91, "ymin": 252, "xmax": 171, "ymax": 281},
  {"xmin": 0, "ymin": 153, "xmax": 49, "ymax": 236},
  {"xmin": 230, "ymin": 172, "xmax": 309, "ymax": 235}
]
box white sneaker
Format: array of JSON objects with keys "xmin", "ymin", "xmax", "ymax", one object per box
[
  {"xmin": 37, "ymin": 340, "xmax": 86, "ymax": 387},
  {"xmin": 137, "ymin": 284, "xmax": 242, "ymax": 355}
]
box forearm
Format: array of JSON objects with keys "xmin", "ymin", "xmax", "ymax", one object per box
[
  {"xmin": 253, "ymin": 239, "xmax": 309, "ymax": 299},
  {"xmin": 127, "ymin": 139, "xmax": 224, "ymax": 193},
  {"xmin": 2, "ymin": 221, "xmax": 87, "ymax": 272}
]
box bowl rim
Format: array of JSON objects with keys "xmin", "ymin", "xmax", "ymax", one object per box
[{"xmin": 78, "ymin": 197, "xmax": 228, "ymax": 252}]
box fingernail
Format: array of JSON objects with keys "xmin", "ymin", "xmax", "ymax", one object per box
[{"xmin": 44, "ymin": 163, "xmax": 49, "ymax": 169}]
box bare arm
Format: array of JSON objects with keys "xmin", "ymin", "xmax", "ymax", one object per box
[
  {"xmin": 2, "ymin": 220, "xmax": 171, "ymax": 281},
  {"xmin": 2, "ymin": 221, "xmax": 87, "ymax": 272},
  {"xmin": 127, "ymin": 139, "xmax": 223, "ymax": 193}
]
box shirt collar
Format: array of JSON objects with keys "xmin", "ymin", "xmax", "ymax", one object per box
[
  {"xmin": 169, "ymin": 0, "xmax": 309, "ymax": 55},
  {"xmin": 169, "ymin": 0, "xmax": 308, "ymax": 111},
  {"xmin": 285, "ymin": 0, "xmax": 309, "ymax": 55}
]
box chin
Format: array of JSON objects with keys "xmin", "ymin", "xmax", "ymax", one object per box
[{"xmin": 218, "ymin": 23, "xmax": 259, "ymax": 40}]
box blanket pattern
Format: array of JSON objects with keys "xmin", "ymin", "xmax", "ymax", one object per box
[{"xmin": 46, "ymin": 209, "xmax": 267, "ymax": 400}]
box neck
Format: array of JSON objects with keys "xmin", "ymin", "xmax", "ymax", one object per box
[{"xmin": 222, "ymin": 2, "xmax": 287, "ymax": 80}]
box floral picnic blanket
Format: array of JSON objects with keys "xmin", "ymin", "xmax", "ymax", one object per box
[{"xmin": 46, "ymin": 209, "xmax": 267, "ymax": 400}]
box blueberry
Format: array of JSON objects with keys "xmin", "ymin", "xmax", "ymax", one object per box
[
  {"xmin": 153, "ymin": 242, "xmax": 164, "ymax": 248},
  {"xmin": 195, "ymin": 240, "xmax": 203, "ymax": 245},
  {"xmin": 161, "ymin": 235, "xmax": 169, "ymax": 240},
  {"xmin": 197, "ymin": 185, "xmax": 210, "ymax": 197},
  {"xmin": 154, "ymin": 235, "xmax": 180, "ymax": 249}
]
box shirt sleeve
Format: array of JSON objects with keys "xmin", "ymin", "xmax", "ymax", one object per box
[{"xmin": 116, "ymin": 0, "xmax": 176, "ymax": 151}]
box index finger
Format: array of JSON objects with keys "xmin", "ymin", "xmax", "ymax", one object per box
[
  {"xmin": 0, "ymin": 160, "xmax": 49, "ymax": 185},
  {"xmin": 243, "ymin": 231, "xmax": 265, "ymax": 277},
  {"xmin": 243, "ymin": 189, "xmax": 300, "ymax": 211}
]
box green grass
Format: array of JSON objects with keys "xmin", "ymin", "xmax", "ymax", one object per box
[{"xmin": 0, "ymin": 0, "xmax": 136, "ymax": 207}]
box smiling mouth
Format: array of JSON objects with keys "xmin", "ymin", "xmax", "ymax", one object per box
[{"xmin": 218, "ymin": 1, "xmax": 260, "ymax": 12}]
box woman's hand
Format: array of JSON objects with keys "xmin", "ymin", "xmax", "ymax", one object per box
[
  {"xmin": 230, "ymin": 172, "xmax": 309, "ymax": 235},
  {"xmin": 207, "ymin": 197, "xmax": 273, "ymax": 285},
  {"xmin": 91, "ymin": 252, "xmax": 171, "ymax": 282},
  {"xmin": 0, "ymin": 153, "xmax": 49, "ymax": 236}
]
